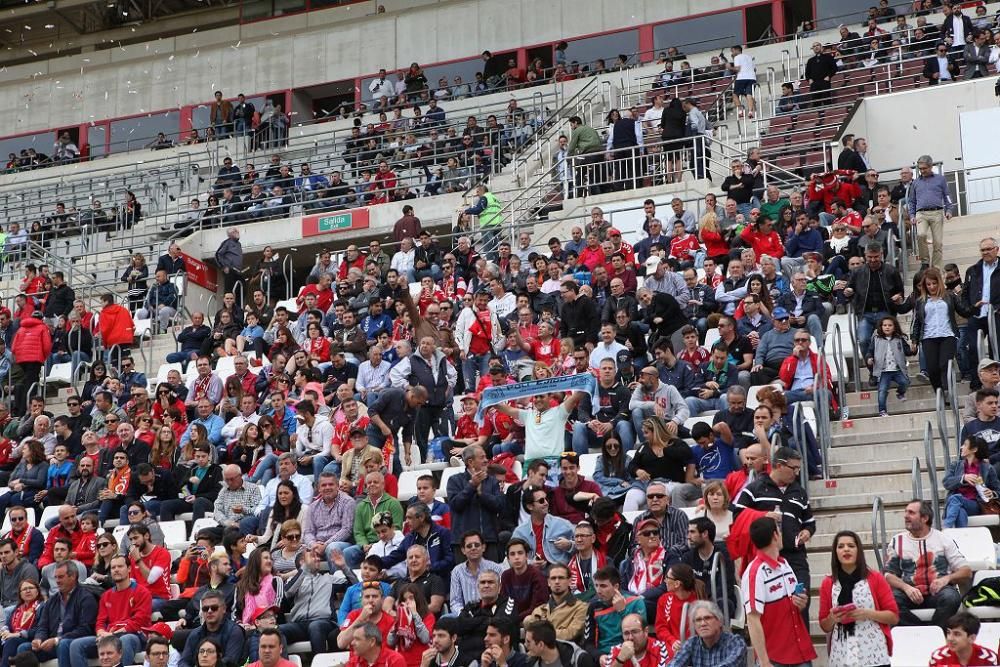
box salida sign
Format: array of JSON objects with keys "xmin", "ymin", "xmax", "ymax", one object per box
[{"xmin": 302, "ymin": 208, "xmax": 371, "ymax": 237}]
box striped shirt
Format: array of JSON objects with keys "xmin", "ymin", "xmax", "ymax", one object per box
[{"xmin": 357, "ymin": 359, "xmax": 392, "ymax": 393}]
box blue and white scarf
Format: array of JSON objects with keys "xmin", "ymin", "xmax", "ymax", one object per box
[{"xmin": 474, "ymin": 373, "xmax": 599, "ymax": 425}]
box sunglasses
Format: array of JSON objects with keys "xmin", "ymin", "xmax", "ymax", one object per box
[
  {"xmin": 201, "ymin": 604, "xmax": 221, "ymax": 613},
  {"xmin": 98, "ymin": 541, "xmax": 113, "ymax": 547},
  {"xmin": 646, "ymin": 493, "xmax": 666, "ymax": 500},
  {"xmin": 284, "ymin": 533, "xmax": 301, "ymax": 540},
  {"xmin": 639, "ymin": 530, "xmax": 660, "ymax": 537}
]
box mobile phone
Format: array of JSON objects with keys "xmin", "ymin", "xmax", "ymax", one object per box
[
  {"xmin": 794, "ymin": 582, "xmax": 806, "ymax": 595},
  {"xmin": 831, "ymin": 603, "xmax": 857, "ymax": 614}
]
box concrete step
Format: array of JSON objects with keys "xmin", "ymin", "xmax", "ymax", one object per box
[
  {"xmin": 843, "ymin": 382, "xmax": 969, "ymax": 407},
  {"xmin": 811, "ymin": 508, "xmax": 905, "ymax": 540},
  {"xmin": 828, "ymin": 456, "xmax": 945, "ymax": 477},
  {"xmin": 832, "ymin": 411, "xmax": 951, "ymax": 435},
  {"xmin": 830, "ymin": 423, "xmax": 953, "ymax": 447},
  {"xmin": 809, "ymin": 480, "xmax": 944, "ymax": 511}
]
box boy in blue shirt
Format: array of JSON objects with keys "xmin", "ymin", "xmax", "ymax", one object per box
[{"xmin": 690, "ymin": 421, "xmax": 737, "ymax": 480}]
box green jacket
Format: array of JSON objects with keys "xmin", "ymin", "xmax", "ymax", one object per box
[
  {"xmin": 353, "ymin": 493, "xmax": 404, "ymax": 546},
  {"xmin": 759, "ymin": 197, "xmax": 790, "ymax": 223},
  {"xmin": 567, "ymin": 125, "xmax": 602, "ymax": 156}
]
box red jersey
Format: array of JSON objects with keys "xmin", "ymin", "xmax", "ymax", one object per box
[
  {"xmin": 416, "ymin": 289, "xmax": 446, "ymax": 316},
  {"xmin": 610, "ymin": 241, "xmax": 636, "ymax": 265},
  {"xmin": 341, "ymin": 609, "xmax": 395, "ymax": 656},
  {"xmin": 530, "ymin": 337, "xmax": 561, "ymax": 367},
  {"xmin": 131, "ymin": 545, "xmax": 172, "ymax": 599},
  {"xmin": 478, "ymin": 407, "xmax": 522, "ymax": 443},
  {"xmin": 678, "ymin": 346, "xmax": 710, "ymax": 371},
  {"xmin": 609, "ymin": 638, "xmax": 671, "ymax": 666},
  {"xmin": 441, "ymin": 275, "xmax": 466, "ymax": 300},
  {"xmin": 97, "ymin": 581, "xmax": 152, "ymax": 634},
  {"xmin": 835, "ymin": 209, "xmax": 865, "ymax": 232},
  {"xmin": 344, "ymin": 646, "xmax": 406, "ymax": 667},
  {"xmin": 454, "ymin": 414, "xmax": 479, "ymax": 440},
  {"xmin": 741, "ymin": 552, "xmax": 816, "ymax": 665},
  {"xmin": 669, "ymin": 234, "xmax": 701, "ymax": 263},
  {"xmin": 577, "ymin": 246, "xmax": 605, "ymax": 272},
  {"xmin": 297, "ymin": 284, "xmax": 334, "ymax": 314},
  {"xmin": 332, "ymin": 415, "xmax": 371, "ymax": 454},
  {"xmin": 928, "ymin": 645, "xmax": 1000, "ymax": 666}
]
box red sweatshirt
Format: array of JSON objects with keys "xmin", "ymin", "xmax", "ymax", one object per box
[
  {"xmin": 97, "ymin": 581, "xmax": 152, "ymax": 633},
  {"xmin": 39, "ymin": 524, "xmax": 95, "ymax": 568}
]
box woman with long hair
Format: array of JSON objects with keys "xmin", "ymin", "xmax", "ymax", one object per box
[
  {"xmin": 177, "ymin": 424, "xmax": 208, "ymax": 468},
  {"xmin": 151, "ymin": 383, "xmax": 186, "ymax": 424},
  {"xmin": 253, "ymin": 481, "xmax": 305, "ymax": 550},
  {"xmin": 628, "ymin": 417, "xmax": 699, "ymax": 509},
  {"xmin": 0, "ymin": 440, "xmax": 48, "ymax": 513},
  {"xmin": 303, "ymin": 322, "xmax": 331, "ymax": 366},
  {"xmin": 234, "ymin": 548, "xmax": 284, "ymax": 629},
  {"xmin": 654, "ymin": 563, "xmax": 707, "ymax": 654},
  {"xmin": 693, "ymin": 480, "xmax": 734, "ymax": 539},
  {"xmin": 219, "ymin": 375, "xmax": 244, "ymax": 422},
  {"xmin": 150, "ymin": 425, "xmax": 178, "ymax": 470},
  {"xmin": 248, "ymin": 416, "xmax": 289, "ymax": 486},
  {"xmin": 818, "ymin": 530, "xmax": 898, "ymax": 666},
  {"xmin": 386, "ymin": 583, "xmax": 436, "ymax": 667},
  {"xmin": 0, "ymin": 579, "xmax": 43, "ymax": 665},
  {"xmin": 229, "ymin": 422, "xmax": 263, "ymax": 474},
  {"xmin": 911, "ymin": 267, "xmax": 970, "ymax": 395},
  {"xmin": 268, "ymin": 326, "xmax": 299, "ymax": 360},
  {"xmin": 733, "ymin": 274, "xmax": 773, "ymax": 319},
  {"xmin": 592, "ymin": 436, "xmax": 643, "ymax": 510},
  {"xmin": 698, "ymin": 211, "xmax": 730, "ymax": 266},
  {"xmin": 943, "ymin": 436, "xmax": 1000, "ymax": 528},
  {"xmin": 81, "ymin": 361, "xmax": 109, "ymax": 411},
  {"xmin": 121, "ymin": 252, "xmax": 148, "ymax": 313},
  {"xmin": 88, "ymin": 533, "xmax": 120, "ymax": 591},
  {"xmin": 118, "ymin": 500, "xmax": 165, "ymax": 549}
]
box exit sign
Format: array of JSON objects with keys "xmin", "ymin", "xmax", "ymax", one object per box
[{"xmin": 302, "ymin": 207, "xmax": 370, "ymax": 237}]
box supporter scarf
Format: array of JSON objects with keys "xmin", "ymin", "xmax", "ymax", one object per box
[
  {"xmin": 109, "ymin": 466, "xmax": 131, "ymax": 495},
  {"xmin": 7, "ymin": 525, "xmax": 34, "ymax": 557},
  {"xmin": 394, "ymin": 604, "xmax": 418, "ymax": 651},
  {"xmin": 474, "ymin": 373, "xmax": 598, "ymax": 425},
  {"xmin": 193, "ymin": 375, "xmax": 213, "ymax": 401},
  {"xmin": 836, "ymin": 567, "xmax": 863, "ymax": 640},
  {"xmin": 629, "ymin": 544, "xmax": 666, "ymax": 594},
  {"xmin": 10, "ymin": 599, "xmax": 40, "ymax": 632}
]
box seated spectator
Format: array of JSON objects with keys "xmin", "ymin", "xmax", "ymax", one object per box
[
  {"xmin": 178, "ymin": 590, "xmax": 245, "ymax": 667},
  {"xmin": 667, "ymin": 600, "xmax": 746, "ymax": 666},
  {"xmin": 929, "ymin": 612, "xmax": 1000, "ymax": 666},
  {"xmin": 18, "ymin": 560, "xmax": 97, "ymax": 665},
  {"xmin": 512, "ymin": 486, "xmax": 574, "ymax": 566},
  {"xmin": 943, "ymin": 436, "xmax": 1000, "ymax": 528},
  {"xmin": 524, "ymin": 563, "xmax": 588, "ymax": 644},
  {"xmin": 884, "ymin": 499, "xmax": 970, "ymax": 626},
  {"xmin": 582, "ymin": 565, "xmax": 646, "ymax": 660},
  {"xmin": 126, "ymin": 524, "xmax": 172, "ymax": 612},
  {"xmin": 337, "ymin": 580, "xmax": 395, "ymax": 654},
  {"xmin": 159, "ymin": 443, "xmax": 222, "ymax": 521}
]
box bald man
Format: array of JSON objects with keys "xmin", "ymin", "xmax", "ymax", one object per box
[
  {"xmin": 213, "ymin": 464, "xmax": 262, "ymax": 529},
  {"xmin": 724, "ymin": 443, "xmax": 768, "ymax": 501}
]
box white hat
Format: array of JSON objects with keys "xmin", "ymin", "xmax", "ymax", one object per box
[{"xmin": 645, "ymin": 256, "xmax": 662, "ymax": 271}]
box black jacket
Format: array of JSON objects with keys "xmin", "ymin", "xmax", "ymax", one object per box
[
  {"xmin": 525, "ymin": 641, "xmax": 596, "ymax": 667},
  {"xmin": 561, "ymin": 296, "xmax": 600, "ymax": 346},
  {"xmin": 177, "ymin": 324, "xmax": 212, "ymax": 354},
  {"xmin": 601, "ymin": 293, "xmax": 638, "ymax": 323},
  {"xmin": 846, "ymin": 263, "xmax": 908, "ymax": 315},
  {"xmin": 911, "ymin": 292, "xmax": 971, "ymax": 340},
  {"xmin": 98, "ymin": 439, "xmax": 152, "ymax": 478},
  {"xmin": 733, "ymin": 474, "xmax": 815, "ymax": 560},
  {"xmin": 43, "ymin": 283, "xmax": 75, "ymax": 318},
  {"xmin": 641, "ymin": 292, "xmax": 685, "ymax": 339},
  {"xmin": 455, "ymin": 595, "xmax": 516, "ymax": 656},
  {"xmin": 804, "ymin": 52, "xmax": 838, "ymax": 85},
  {"xmin": 923, "ymin": 54, "xmax": 961, "ymax": 84},
  {"xmin": 156, "ymin": 254, "xmax": 186, "ymax": 276},
  {"xmin": 961, "ymin": 259, "xmax": 1000, "ymax": 316},
  {"xmin": 776, "ymin": 290, "xmax": 826, "ymax": 323}
]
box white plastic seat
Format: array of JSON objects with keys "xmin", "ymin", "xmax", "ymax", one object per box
[
  {"xmin": 890, "ymin": 626, "xmax": 944, "ymax": 666},
  {"xmin": 622, "ymin": 510, "xmax": 642, "ymax": 524},
  {"xmin": 703, "ymin": 327, "xmax": 720, "ymax": 350},
  {"xmin": 943, "ymin": 527, "xmax": 996, "ymax": 570},
  {"xmin": 275, "ymin": 298, "xmax": 298, "ymax": 314},
  {"xmin": 680, "ymin": 506, "xmax": 699, "ymax": 520},
  {"xmin": 156, "ymin": 363, "xmax": 183, "ymax": 384},
  {"xmin": 112, "ymin": 524, "xmax": 130, "ymax": 545},
  {"xmin": 746, "ymin": 385, "xmax": 768, "ymax": 409},
  {"xmin": 439, "ymin": 466, "xmax": 464, "ymax": 499},
  {"xmin": 310, "ymin": 653, "xmax": 351, "ymax": 667},
  {"xmin": 396, "ymin": 470, "xmax": 421, "ymax": 502},
  {"xmin": 289, "ymin": 656, "xmax": 302, "ymax": 667},
  {"xmin": 160, "ymin": 520, "xmax": 189, "ymax": 550},
  {"xmin": 38, "ymin": 505, "xmax": 61, "ymax": 531},
  {"xmin": 286, "ymin": 642, "xmax": 311, "ymax": 655},
  {"xmin": 969, "ymin": 514, "xmax": 1000, "ymax": 527},
  {"xmin": 46, "ymin": 362, "xmax": 73, "ymax": 385},
  {"xmin": 189, "ymin": 517, "xmax": 219, "ymax": 542},
  {"xmin": 976, "ymin": 622, "xmax": 1000, "ymax": 647},
  {"xmin": 579, "ymin": 453, "xmax": 599, "ymax": 480},
  {"xmin": 215, "ymin": 356, "xmax": 236, "ymax": 378},
  {"xmin": 133, "ymin": 319, "xmax": 152, "ymax": 339}
]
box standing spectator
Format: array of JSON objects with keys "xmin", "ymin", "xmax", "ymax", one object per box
[
  {"xmin": 209, "ymin": 91, "xmax": 233, "ymax": 138},
  {"xmin": 912, "ymin": 268, "xmax": 969, "ymax": 395},
  {"xmin": 883, "ymin": 499, "xmax": 971, "ymax": 626},
  {"xmin": 231, "ymin": 94, "xmax": 255, "ymax": 136},
  {"xmin": 908, "ymin": 154, "xmax": 954, "ymax": 270},
  {"xmin": 393, "ymin": 206, "xmax": 422, "ymax": 244},
  {"xmin": 727, "ymin": 45, "xmax": 757, "ymax": 119},
  {"xmin": 842, "ymin": 243, "xmax": 907, "ymax": 381},
  {"xmin": 818, "ymin": 530, "xmax": 898, "ymax": 666},
  {"xmin": 742, "ymin": 516, "xmax": 816, "ymax": 667},
  {"xmin": 447, "ymin": 445, "xmax": 504, "ymax": 563},
  {"xmin": 960, "ymin": 239, "xmax": 1000, "ymax": 386},
  {"xmin": 121, "ymin": 254, "xmax": 149, "ymax": 314},
  {"xmin": 804, "ymin": 42, "xmax": 838, "ymax": 106},
  {"xmin": 214, "ymin": 228, "xmax": 244, "ymax": 307},
  {"xmin": 11, "ymin": 311, "xmax": 51, "ymax": 416},
  {"xmin": 965, "ymin": 30, "xmax": 991, "ymax": 79}
]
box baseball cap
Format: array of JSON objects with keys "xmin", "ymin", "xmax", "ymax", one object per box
[
  {"xmin": 979, "ymin": 358, "xmax": 1000, "ymax": 372},
  {"xmin": 636, "ymin": 517, "xmax": 661, "ymax": 532},
  {"xmin": 608, "ymin": 227, "xmax": 622, "ymax": 236},
  {"xmin": 348, "ymin": 426, "xmax": 367, "ymax": 438},
  {"xmin": 249, "ymin": 606, "xmax": 279, "ymax": 623},
  {"xmin": 772, "ymin": 306, "xmax": 790, "ymax": 320},
  {"xmin": 645, "ymin": 256, "xmax": 662, "ymax": 271},
  {"xmin": 460, "ymin": 394, "xmax": 480, "ymax": 403},
  {"xmin": 141, "ymin": 622, "xmax": 174, "ymax": 640},
  {"xmin": 803, "ymin": 251, "xmax": 823, "ymax": 262}
]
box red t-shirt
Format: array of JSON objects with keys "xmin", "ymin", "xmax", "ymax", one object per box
[
  {"xmin": 609, "ymin": 638, "xmax": 671, "ymax": 666},
  {"xmin": 131, "ymin": 545, "xmax": 171, "ymax": 599},
  {"xmin": 530, "ymin": 337, "xmax": 561, "ymax": 367},
  {"xmin": 342, "ymin": 609, "xmax": 395, "ymax": 658},
  {"xmin": 669, "ymin": 235, "xmax": 701, "ymax": 263},
  {"xmin": 678, "ymin": 347, "xmax": 710, "ymax": 371},
  {"xmin": 531, "ymin": 521, "xmax": 544, "ymax": 556},
  {"xmin": 928, "ymin": 644, "xmax": 1000, "ymax": 666}
]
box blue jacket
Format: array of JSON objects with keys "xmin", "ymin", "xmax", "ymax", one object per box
[
  {"xmin": 785, "ymin": 228, "xmax": 824, "ymax": 257},
  {"xmin": 379, "ymin": 524, "xmax": 454, "ymax": 579},
  {"xmin": 181, "ymin": 414, "xmax": 225, "ymax": 447},
  {"xmin": 446, "ymin": 470, "xmax": 505, "ymax": 545},
  {"xmin": 337, "ymin": 580, "xmax": 391, "ymax": 624},
  {"xmin": 144, "ymin": 280, "xmax": 179, "ymax": 310},
  {"xmin": 943, "ymin": 458, "xmax": 1000, "ymax": 498},
  {"xmin": 31, "ymin": 583, "xmax": 97, "ymax": 642},
  {"xmin": 512, "ymin": 514, "xmax": 575, "ymax": 566},
  {"xmin": 179, "ymin": 616, "xmax": 245, "ymax": 667}
]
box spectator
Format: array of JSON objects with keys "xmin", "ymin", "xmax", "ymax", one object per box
[
  {"xmin": 582, "ymin": 567, "xmax": 646, "ymax": 660},
  {"xmin": 884, "ymin": 499, "xmax": 971, "ymax": 626},
  {"xmin": 928, "ymin": 612, "xmax": 1000, "ymax": 666},
  {"xmin": 17, "ymin": 560, "xmax": 97, "ymax": 665}
]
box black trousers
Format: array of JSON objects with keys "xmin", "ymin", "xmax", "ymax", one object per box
[{"xmin": 922, "ymin": 335, "xmax": 957, "ymax": 392}]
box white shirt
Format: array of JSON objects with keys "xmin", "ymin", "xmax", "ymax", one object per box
[
  {"xmin": 519, "ymin": 404, "xmax": 571, "ymax": 462},
  {"xmin": 220, "ymin": 411, "xmax": 260, "ymax": 441},
  {"xmin": 488, "ymin": 293, "xmax": 517, "ymax": 319},
  {"xmin": 981, "ymin": 260, "xmax": 997, "ymax": 318},
  {"xmin": 390, "ymin": 248, "xmax": 415, "ymax": 275},
  {"xmin": 368, "ymin": 77, "xmax": 393, "ymax": 100},
  {"xmin": 938, "ymin": 56, "xmax": 953, "ymax": 79},
  {"xmin": 589, "ymin": 340, "xmax": 627, "ymax": 369},
  {"xmin": 734, "ymin": 52, "xmax": 757, "ymax": 80}
]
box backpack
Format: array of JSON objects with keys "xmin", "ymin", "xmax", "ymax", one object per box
[{"xmin": 964, "ymin": 576, "xmax": 1000, "ymax": 607}]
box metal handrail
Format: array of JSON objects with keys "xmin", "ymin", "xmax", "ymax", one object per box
[
  {"xmin": 791, "ymin": 401, "xmax": 810, "ymax": 488},
  {"xmin": 815, "ymin": 388, "xmax": 832, "ymax": 480},
  {"xmin": 281, "ymin": 254, "xmax": 294, "ymax": 301},
  {"xmin": 847, "ymin": 307, "xmax": 863, "ymax": 394},
  {"xmin": 947, "ymin": 358, "xmax": 961, "ymax": 458},
  {"xmin": 871, "ymin": 496, "xmax": 888, "ymax": 570},
  {"xmin": 989, "ymin": 305, "xmax": 998, "ymax": 358},
  {"xmin": 923, "ymin": 420, "xmax": 941, "ymax": 529},
  {"xmin": 825, "ymin": 322, "xmax": 849, "ymax": 419},
  {"xmin": 708, "ymin": 550, "xmax": 731, "ymax": 628},
  {"xmin": 935, "ymin": 388, "xmax": 951, "ymax": 469},
  {"xmin": 911, "ymin": 456, "xmax": 923, "ymax": 501}
]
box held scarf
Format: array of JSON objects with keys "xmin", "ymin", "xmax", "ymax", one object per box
[
  {"xmin": 629, "ymin": 544, "xmax": 666, "ymax": 594},
  {"xmin": 474, "ymin": 373, "xmax": 599, "ymax": 425},
  {"xmin": 8, "ymin": 525, "xmax": 34, "ymax": 557}
]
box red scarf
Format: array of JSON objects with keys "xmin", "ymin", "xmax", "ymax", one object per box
[
  {"xmin": 629, "ymin": 545, "xmax": 666, "ymax": 594},
  {"xmin": 6, "ymin": 525, "xmax": 34, "ymax": 558},
  {"xmin": 394, "ymin": 605, "xmax": 419, "ymax": 651},
  {"xmin": 10, "ymin": 599, "xmax": 40, "ymax": 632},
  {"xmin": 193, "ymin": 375, "xmax": 213, "ymax": 401},
  {"xmin": 595, "ymin": 513, "xmax": 624, "ymax": 559}
]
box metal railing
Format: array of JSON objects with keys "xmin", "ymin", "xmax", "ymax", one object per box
[
  {"xmin": 935, "ymin": 388, "xmax": 952, "ymax": 469},
  {"xmin": 910, "ymin": 456, "xmax": 923, "ymax": 500},
  {"xmin": 947, "ymin": 358, "xmax": 961, "ymax": 458},
  {"xmin": 923, "ymin": 420, "xmax": 942, "ymax": 529},
  {"xmin": 708, "ymin": 550, "xmax": 731, "ymax": 628},
  {"xmin": 871, "ymin": 495, "xmax": 889, "ymax": 570}
]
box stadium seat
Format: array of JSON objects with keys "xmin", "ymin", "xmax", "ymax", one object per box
[
  {"xmin": 704, "ymin": 328, "xmax": 720, "ymax": 350},
  {"xmin": 579, "ymin": 453, "xmax": 599, "ymax": 479},
  {"xmin": 38, "ymin": 505, "xmax": 61, "ymax": 531},
  {"xmin": 976, "ymin": 622, "xmax": 1000, "ymax": 648},
  {"xmin": 943, "ymin": 527, "xmax": 996, "ymax": 571},
  {"xmin": 287, "ymin": 642, "xmax": 311, "ymax": 655},
  {"xmin": 310, "ymin": 654, "xmax": 351, "ymax": 667},
  {"xmin": 134, "ymin": 319, "xmax": 152, "ymax": 339},
  {"xmin": 113, "ymin": 524, "xmax": 130, "ymax": 544},
  {"xmin": 1, "ymin": 508, "xmax": 34, "ymax": 533},
  {"xmin": 396, "ymin": 470, "xmax": 421, "ymax": 501},
  {"xmin": 46, "ymin": 362, "xmax": 73, "ymax": 385},
  {"xmin": 890, "ymin": 626, "xmax": 944, "ymax": 666},
  {"xmin": 160, "ymin": 520, "xmax": 190, "ymax": 550},
  {"xmin": 623, "ymin": 510, "xmax": 642, "ymax": 524},
  {"xmin": 439, "ymin": 467, "xmax": 464, "ymax": 498},
  {"xmin": 189, "ymin": 517, "xmax": 220, "ymax": 542}
]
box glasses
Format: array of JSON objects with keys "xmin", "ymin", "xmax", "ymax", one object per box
[
  {"xmin": 284, "ymin": 533, "xmax": 301, "ymax": 540},
  {"xmin": 463, "ymin": 542, "xmax": 483, "ymax": 549},
  {"xmin": 982, "ymin": 247, "xmax": 998, "ymax": 253},
  {"xmin": 10, "ymin": 516, "xmax": 25, "ymax": 522},
  {"xmin": 532, "ymin": 497, "xmax": 548, "ymax": 505},
  {"xmin": 794, "ymin": 338, "xmax": 810, "ymax": 343},
  {"xmin": 638, "ymin": 530, "xmax": 660, "ymax": 537},
  {"xmin": 201, "ymin": 604, "xmax": 220, "ymax": 613},
  {"xmin": 98, "ymin": 541, "xmax": 113, "ymax": 548},
  {"xmin": 198, "ymin": 648, "xmax": 217, "ymax": 655},
  {"xmin": 646, "ymin": 493, "xmax": 666, "ymax": 499},
  {"xmin": 106, "ymin": 419, "xmax": 119, "ymax": 424},
  {"xmin": 128, "ymin": 509, "xmax": 142, "ymax": 515}
]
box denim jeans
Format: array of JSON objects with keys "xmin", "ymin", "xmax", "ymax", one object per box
[
  {"xmin": 18, "ymin": 638, "xmax": 71, "ymax": 665},
  {"xmin": 944, "ymin": 494, "xmax": 981, "ymax": 528},
  {"xmin": 877, "ymin": 370, "xmax": 910, "ymax": 412},
  {"xmin": 462, "ymin": 353, "xmax": 492, "ymax": 393},
  {"xmin": 571, "ymin": 420, "xmax": 635, "ymax": 455},
  {"xmin": 70, "ymin": 633, "xmax": 144, "ymax": 667},
  {"xmin": 250, "ymin": 453, "xmax": 279, "ymax": 485},
  {"xmin": 685, "ymin": 395, "xmax": 729, "ymax": 416}
]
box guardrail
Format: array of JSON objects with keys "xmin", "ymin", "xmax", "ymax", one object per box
[
  {"xmin": 910, "ymin": 456, "xmax": 923, "ymax": 500},
  {"xmin": 947, "ymin": 358, "xmax": 961, "ymax": 458},
  {"xmin": 923, "ymin": 420, "xmax": 941, "ymax": 529},
  {"xmin": 935, "ymin": 388, "xmax": 952, "ymax": 469},
  {"xmin": 871, "ymin": 495, "xmax": 888, "ymax": 570},
  {"xmin": 709, "ymin": 550, "xmax": 731, "ymax": 628}
]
